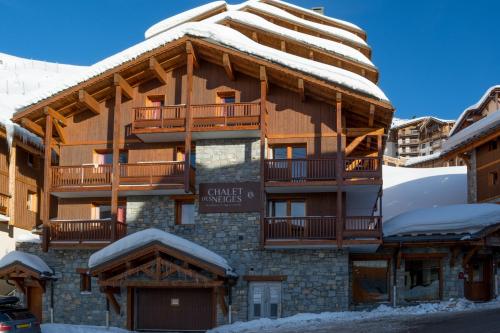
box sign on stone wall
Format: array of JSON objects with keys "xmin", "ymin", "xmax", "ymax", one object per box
[{"xmin": 199, "ymin": 182, "xmax": 261, "ymax": 213}]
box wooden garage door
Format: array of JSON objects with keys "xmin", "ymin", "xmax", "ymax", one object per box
[{"xmin": 135, "ymin": 288, "xmax": 213, "ymax": 331}]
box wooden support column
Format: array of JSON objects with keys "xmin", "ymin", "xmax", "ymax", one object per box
[
  {"xmin": 377, "ymin": 134, "xmax": 383, "ymax": 175},
  {"xmin": 111, "ymin": 85, "xmax": 122, "ymax": 241},
  {"xmin": 42, "ymin": 113, "xmax": 53, "ymax": 252},
  {"xmin": 336, "ymin": 93, "xmax": 343, "ymax": 248},
  {"xmin": 259, "ymin": 70, "xmax": 267, "ymax": 247},
  {"xmin": 184, "ymin": 50, "xmax": 194, "ymax": 193},
  {"xmin": 8, "ymin": 143, "xmax": 16, "ymax": 227}
]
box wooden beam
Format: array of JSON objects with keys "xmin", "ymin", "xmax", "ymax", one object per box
[
  {"xmin": 280, "ymin": 40, "xmax": 286, "ymax": 51},
  {"xmin": 44, "ymin": 106, "xmax": 66, "ymax": 127},
  {"xmin": 78, "ymin": 90, "xmax": 101, "ymax": 115},
  {"xmin": 113, "ymin": 74, "xmax": 133, "ymax": 100},
  {"xmin": 42, "ymin": 112, "xmax": 53, "ymax": 252},
  {"xmin": 184, "ymin": 52, "xmax": 194, "ymax": 193},
  {"xmin": 260, "ymin": 66, "xmax": 268, "ymax": 93},
  {"xmin": 298, "ymin": 78, "xmax": 305, "ymax": 102},
  {"xmin": 111, "ymin": 85, "xmax": 122, "ymax": 241},
  {"xmin": 186, "ymin": 41, "xmax": 199, "ymax": 69},
  {"xmin": 148, "ymin": 57, "xmax": 168, "ymax": 85},
  {"xmin": 336, "ymin": 92, "xmax": 343, "ymax": 249},
  {"xmin": 346, "ymin": 128, "xmax": 384, "ymax": 137},
  {"xmin": 8, "ymin": 143, "xmax": 16, "ymax": 226},
  {"xmin": 20, "ymin": 119, "xmax": 44, "ymax": 137},
  {"xmin": 251, "ymin": 31, "xmax": 258, "ymax": 42},
  {"xmin": 368, "ymin": 105, "xmax": 375, "ymax": 127},
  {"xmin": 105, "ymin": 290, "xmax": 121, "ymax": 314},
  {"xmin": 52, "ymin": 119, "xmax": 66, "ymax": 144},
  {"xmin": 345, "ymin": 134, "xmax": 367, "ymax": 156},
  {"xmin": 222, "ymin": 53, "xmax": 235, "ymax": 81}
]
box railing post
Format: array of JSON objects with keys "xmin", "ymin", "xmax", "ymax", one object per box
[
  {"xmin": 111, "ymin": 83, "xmax": 122, "ymax": 242},
  {"xmin": 335, "ymin": 93, "xmax": 343, "ymax": 248}
]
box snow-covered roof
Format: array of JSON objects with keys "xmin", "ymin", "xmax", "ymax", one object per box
[
  {"xmin": 0, "ymin": 52, "xmax": 87, "ymax": 149},
  {"xmin": 449, "ymin": 85, "xmax": 500, "ymax": 136},
  {"xmin": 16, "ymin": 22, "xmax": 389, "ymax": 113},
  {"xmin": 404, "ymin": 151, "xmax": 442, "ymax": 167},
  {"xmin": 390, "ymin": 116, "xmax": 454, "ymax": 130},
  {"xmin": 442, "ymin": 110, "xmax": 500, "ymax": 154},
  {"xmin": 383, "ymin": 204, "xmax": 500, "ymax": 237},
  {"xmin": 88, "ymin": 228, "xmax": 235, "ymax": 276},
  {"xmin": 382, "ymin": 165, "xmax": 467, "ymax": 221},
  {"xmin": 203, "ymin": 11, "xmax": 375, "ymax": 68},
  {"xmin": 0, "ymin": 250, "xmax": 53, "ymax": 277}
]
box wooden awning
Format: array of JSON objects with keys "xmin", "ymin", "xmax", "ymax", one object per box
[{"xmin": 0, "ymin": 261, "xmax": 52, "ymax": 293}]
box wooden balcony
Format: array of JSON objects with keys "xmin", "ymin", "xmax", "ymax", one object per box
[
  {"xmin": 264, "ymin": 216, "xmax": 381, "ymax": 247},
  {"xmin": 132, "ymin": 103, "xmax": 261, "ymax": 142},
  {"xmin": 50, "ymin": 162, "xmax": 193, "ymax": 196},
  {"xmin": 48, "ymin": 219, "xmax": 127, "ymax": 248},
  {"xmin": 264, "ymin": 157, "xmax": 381, "ymax": 191},
  {"xmin": 0, "ymin": 193, "xmax": 9, "ymax": 217}
]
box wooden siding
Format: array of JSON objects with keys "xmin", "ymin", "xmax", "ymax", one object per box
[{"xmin": 476, "ymin": 137, "xmax": 500, "ymax": 202}]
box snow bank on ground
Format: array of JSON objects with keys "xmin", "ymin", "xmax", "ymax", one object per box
[
  {"xmin": 42, "ymin": 324, "xmax": 128, "ymax": 333},
  {"xmin": 442, "ymin": 110, "xmax": 500, "ymax": 154},
  {"xmin": 18, "ymin": 21, "xmax": 388, "ymax": 112},
  {"xmin": 88, "ymin": 228, "xmax": 235, "ymax": 276},
  {"xmin": 0, "ymin": 250, "xmax": 52, "ymax": 276},
  {"xmin": 145, "ymin": 1, "xmax": 226, "ymax": 38},
  {"xmin": 382, "ymin": 166, "xmax": 467, "ymax": 221},
  {"xmin": 383, "ymin": 204, "xmax": 500, "ymax": 237},
  {"xmin": 204, "ymin": 11, "xmax": 374, "ymax": 67},
  {"xmin": 208, "ymin": 298, "xmax": 500, "ymax": 333},
  {"xmin": 449, "ymin": 85, "xmax": 500, "ymax": 136}
]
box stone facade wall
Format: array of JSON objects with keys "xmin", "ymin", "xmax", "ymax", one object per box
[{"xmin": 468, "ymin": 149, "xmax": 477, "ymax": 203}]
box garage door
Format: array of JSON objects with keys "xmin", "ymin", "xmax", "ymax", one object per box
[{"xmin": 135, "ymin": 288, "xmax": 213, "ymax": 331}]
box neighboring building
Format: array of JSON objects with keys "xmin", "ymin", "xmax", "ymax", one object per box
[
  {"xmin": 385, "ymin": 117, "xmax": 455, "ymax": 159},
  {"xmin": 3, "ymin": 1, "xmax": 394, "ymax": 330},
  {"xmin": 441, "ymin": 85, "xmax": 500, "ymax": 203}
]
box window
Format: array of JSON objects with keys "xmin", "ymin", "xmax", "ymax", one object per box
[
  {"xmin": 268, "ymin": 199, "xmax": 305, "ymax": 226},
  {"xmin": 94, "ymin": 150, "xmax": 128, "ymax": 165},
  {"xmin": 488, "ymin": 140, "xmax": 498, "ymax": 151},
  {"xmin": 27, "ymin": 153, "xmax": 39, "ymax": 169},
  {"xmin": 352, "ymin": 260, "xmax": 389, "ymax": 304},
  {"xmin": 92, "ymin": 203, "xmax": 126, "ymax": 222},
  {"xmin": 176, "ymin": 200, "xmax": 195, "ymax": 225},
  {"xmin": 217, "ymin": 91, "xmax": 236, "ymax": 104},
  {"xmin": 269, "ymin": 145, "xmax": 307, "ymax": 180},
  {"xmin": 176, "ymin": 146, "xmax": 196, "ymax": 168},
  {"xmin": 403, "ymin": 259, "xmax": 441, "ymax": 302},
  {"xmin": 249, "ymin": 282, "xmax": 281, "ymax": 320},
  {"xmin": 80, "ymin": 273, "xmax": 91, "ymax": 294},
  {"xmin": 27, "ymin": 191, "xmax": 37, "ymax": 213},
  {"xmin": 489, "ymin": 172, "xmax": 498, "ymax": 186}
]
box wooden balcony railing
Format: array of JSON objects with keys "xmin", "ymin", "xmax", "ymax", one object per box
[
  {"xmin": 264, "ymin": 216, "xmax": 336, "ymax": 240},
  {"xmin": 49, "ymin": 219, "xmax": 127, "ymax": 243},
  {"xmin": 344, "ymin": 157, "xmax": 381, "ymax": 179},
  {"xmin": 132, "ymin": 103, "xmax": 261, "ymax": 133},
  {"xmin": 51, "ymin": 165, "xmax": 113, "ymax": 188},
  {"xmin": 133, "ymin": 105, "xmax": 187, "ymax": 132},
  {"xmin": 51, "ymin": 162, "xmax": 193, "ymax": 191},
  {"xmin": 0, "ymin": 193, "xmax": 9, "ymax": 216},
  {"xmin": 119, "ymin": 162, "xmax": 186, "ymax": 186},
  {"xmin": 343, "ymin": 216, "xmax": 382, "ymax": 238},
  {"xmin": 264, "ymin": 158, "xmax": 336, "ymax": 182},
  {"xmin": 191, "ymin": 103, "xmax": 260, "ymax": 130}
]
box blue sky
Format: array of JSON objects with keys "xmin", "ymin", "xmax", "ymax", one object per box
[{"xmin": 1, "ymin": 0, "xmax": 499, "ymax": 121}]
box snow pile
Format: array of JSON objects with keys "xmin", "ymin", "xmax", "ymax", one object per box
[
  {"xmin": 383, "ymin": 204, "xmax": 500, "ymax": 237},
  {"xmin": 204, "ymin": 11, "xmax": 374, "ymax": 67},
  {"xmin": 404, "ymin": 151, "xmax": 442, "ymax": 166},
  {"xmin": 383, "ymin": 166, "xmax": 467, "ymax": 221},
  {"xmin": 15, "ymin": 233, "xmax": 41, "ymax": 244},
  {"xmin": 42, "ymin": 324, "xmax": 129, "ymax": 333},
  {"xmin": 88, "ymin": 228, "xmax": 235, "ymax": 275},
  {"xmin": 145, "ymin": 1, "xmax": 226, "ymax": 39},
  {"xmin": 449, "ymin": 85, "xmax": 500, "ymax": 136},
  {"xmin": 208, "ymin": 298, "xmax": 500, "ymax": 333},
  {"xmin": 0, "ymin": 250, "xmax": 53, "ymax": 276},
  {"xmin": 0, "ymin": 214, "xmax": 8, "ymax": 222},
  {"xmin": 241, "ymin": 1, "xmax": 367, "ymax": 47},
  {"xmin": 18, "ymin": 21, "xmax": 388, "ymax": 112},
  {"xmin": 442, "ymin": 110, "xmax": 500, "ymax": 154},
  {"xmin": 0, "ymin": 52, "xmax": 87, "ymax": 148}
]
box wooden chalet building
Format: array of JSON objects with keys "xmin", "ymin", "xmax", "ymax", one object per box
[{"xmin": 6, "ymin": 0, "xmax": 395, "ymax": 330}]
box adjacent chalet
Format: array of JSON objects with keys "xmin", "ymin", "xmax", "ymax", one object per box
[{"xmin": 5, "ymin": 0, "xmax": 393, "ymax": 330}]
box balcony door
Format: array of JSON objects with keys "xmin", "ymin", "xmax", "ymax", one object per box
[
  {"xmin": 270, "ymin": 145, "xmax": 307, "ymax": 181},
  {"xmin": 268, "ymin": 199, "xmax": 306, "ymax": 227}
]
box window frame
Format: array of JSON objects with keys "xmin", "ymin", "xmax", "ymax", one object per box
[
  {"xmin": 248, "ymin": 282, "xmax": 282, "ymax": 320},
  {"xmin": 489, "ymin": 171, "xmax": 498, "ymax": 186},
  {"xmin": 175, "ymin": 198, "xmax": 195, "ymax": 225},
  {"xmin": 267, "ymin": 198, "xmax": 306, "ymax": 217},
  {"xmin": 93, "ymin": 149, "xmax": 128, "ymax": 165},
  {"xmin": 351, "ymin": 258, "xmax": 390, "ymax": 305},
  {"xmin": 269, "ymin": 144, "xmax": 307, "ymax": 160},
  {"xmin": 26, "ymin": 190, "xmax": 38, "ymax": 213},
  {"xmin": 402, "ymin": 255, "xmax": 443, "ymax": 302}
]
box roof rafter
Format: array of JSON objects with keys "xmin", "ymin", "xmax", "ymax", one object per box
[
  {"xmin": 186, "ymin": 41, "xmax": 199, "ymax": 69},
  {"xmin": 78, "ymin": 90, "xmax": 101, "ymax": 115},
  {"xmin": 222, "ymin": 53, "xmax": 235, "ymax": 81},
  {"xmin": 148, "ymin": 57, "xmax": 169, "ymax": 85},
  {"xmin": 113, "ymin": 74, "xmax": 134, "ymax": 99}
]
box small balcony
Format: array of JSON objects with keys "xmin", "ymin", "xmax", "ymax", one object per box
[
  {"xmin": 263, "ymin": 215, "xmax": 381, "ymax": 248},
  {"xmin": 47, "ymin": 219, "xmax": 127, "ymax": 248},
  {"xmin": 50, "ymin": 162, "xmax": 193, "ymax": 197},
  {"xmin": 264, "ymin": 157, "xmax": 381, "ymax": 192},
  {"xmin": 132, "ymin": 103, "xmax": 261, "ymax": 142}
]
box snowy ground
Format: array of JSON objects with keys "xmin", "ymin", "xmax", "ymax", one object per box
[{"xmin": 40, "ymin": 298, "xmax": 500, "ymax": 333}]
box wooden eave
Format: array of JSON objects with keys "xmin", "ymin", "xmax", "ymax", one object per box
[
  {"xmin": 222, "ymin": 18, "xmax": 379, "ymax": 83},
  {"xmin": 0, "ymin": 262, "xmax": 47, "ymax": 281},
  {"xmin": 242, "ymin": 7, "xmax": 372, "ymax": 58},
  {"xmin": 260, "ymin": 0, "xmax": 367, "ymax": 40},
  {"xmin": 442, "ymin": 125, "xmax": 500, "ymax": 159},
  {"xmin": 13, "ymin": 36, "xmax": 391, "ymax": 131}
]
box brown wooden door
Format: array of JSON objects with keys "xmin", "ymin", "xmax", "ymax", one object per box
[
  {"xmin": 27, "ymin": 287, "xmax": 43, "ymax": 322},
  {"xmin": 135, "ymin": 288, "xmax": 214, "ymax": 331},
  {"xmin": 465, "ymin": 257, "xmax": 492, "ymax": 301}
]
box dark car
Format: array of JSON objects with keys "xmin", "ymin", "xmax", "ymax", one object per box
[{"xmin": 0, "ymin": 297, "xmax": 40, "ymax": 333}]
